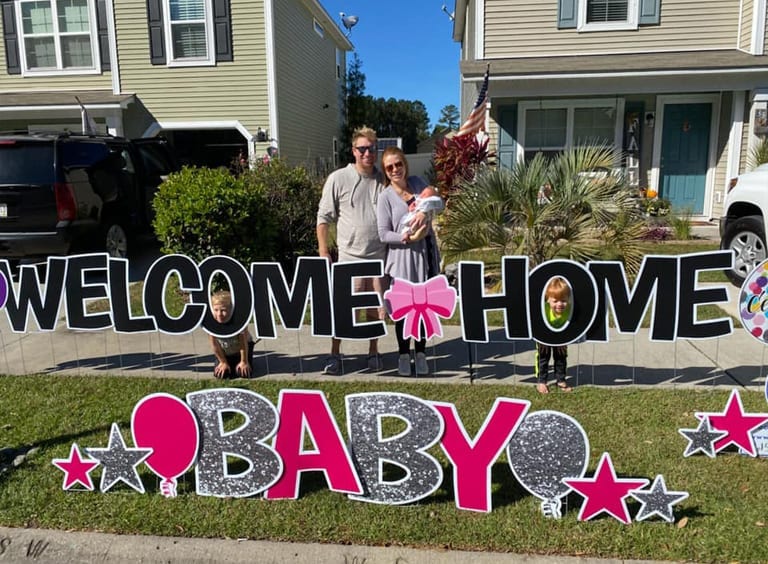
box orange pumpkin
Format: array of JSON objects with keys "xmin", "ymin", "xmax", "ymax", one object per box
[{"xmin": 646, "ymin": 187, "xmax": 658, "ymax": 198}]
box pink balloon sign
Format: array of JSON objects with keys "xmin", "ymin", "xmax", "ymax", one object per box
[{"xmin": 131, "ymin": 393, "xmax": 200, "ymax": 497}]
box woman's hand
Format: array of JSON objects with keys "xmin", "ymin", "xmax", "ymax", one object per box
[{"xmin": 409, "ymin": 211, "xmax": 427, "ymax": 232}]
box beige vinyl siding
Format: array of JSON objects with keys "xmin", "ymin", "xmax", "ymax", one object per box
[
  {"xmin": 115, "ymin": 0, "xmax": 269, "ymax": 134},
  {"xmin": 273, "ymin": 0, "xmax": 341, "ymax": 167},
  {"xmin": 740, "ymin": 0, "xmax": 754, "ymax": 51},
  {"xmin": 484, "ymin": 0, "xmax": 741, "ymax": 58}
]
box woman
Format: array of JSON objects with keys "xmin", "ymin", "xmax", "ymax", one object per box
[{"xmin": 377, "ymin": 147, "xmax": 443, "ymax": 376}]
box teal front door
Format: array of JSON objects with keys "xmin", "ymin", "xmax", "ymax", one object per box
[{"xmin": 659, "ymin": 103, "xmax": 711, "ymax": 214}]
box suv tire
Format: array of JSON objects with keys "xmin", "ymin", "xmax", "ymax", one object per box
[
  {"xmin": 103, "ymin": 222, "xmax": 129, "ymax": 259},
  {"xmin": 720, "ymin": 214, "xmax": 766, "ymax": 286}
]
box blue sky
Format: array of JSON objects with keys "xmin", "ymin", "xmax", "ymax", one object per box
[{"xmin": 319, "ymin": 1, "xmax": 461, "ymax": 128}]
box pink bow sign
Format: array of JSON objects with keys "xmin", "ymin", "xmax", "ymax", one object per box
[{"xmin": 385, "ymin": 276, "xmax": 457, "ymax": 340}]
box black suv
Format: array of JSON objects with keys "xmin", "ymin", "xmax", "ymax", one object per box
[{"xmin": 0, "ymin": 131, "xmax": 177, "ymax": 263}]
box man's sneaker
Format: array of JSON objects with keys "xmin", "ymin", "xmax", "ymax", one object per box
[
  {"xmin": 323, "ymin": 354, "xmax": 341, "ymax": 375},
  {"xmin": 415, "ymin": 352, "xmax": 429, "ymax": 375},
  {"xmin": 367, "ymin": 353, "xmax": 384, "ymax": 372},
  {"xmin": 398, "ymin": 353, "xmax": 411, "ymax": 376}
]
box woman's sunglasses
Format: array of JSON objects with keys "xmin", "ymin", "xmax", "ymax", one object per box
[{"xmin": 385, "ymin": 161, "xmax": 404, "ymax": 173}]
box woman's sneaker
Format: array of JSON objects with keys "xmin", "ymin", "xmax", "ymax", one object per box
[
  {"xmin": 415, "ymin": 352, "xmax": 429, "ymax": 375},
  {"xmin": 398, "ymin": 354, "xmax": 411, "ymax": 376}
]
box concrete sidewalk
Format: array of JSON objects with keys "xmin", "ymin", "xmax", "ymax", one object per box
[{"xmin": 0, "ymin": 526, "xmax": 659, "ymax": 564}]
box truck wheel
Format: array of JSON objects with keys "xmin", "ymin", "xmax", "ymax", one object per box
[
  {"xmin": 104, "ymin": 223, "xmax": 129, "ymax": 259},
  {"xmin": 720, "ymin": 215, "xmax": 766, "ymax": 286}
]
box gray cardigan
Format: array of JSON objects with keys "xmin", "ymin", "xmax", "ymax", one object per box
[{"xmin": 376, "ymin": 178, "xmax": 443, "ymax": 283}]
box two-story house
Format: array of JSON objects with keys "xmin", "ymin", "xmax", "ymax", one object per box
[
  {"xmin": 0, "ymin": 0, "xmax": 350, "ymax": 168},
  {"xmin": 453, "ymin": 0, "xmax": 768, "ymax": 221}
]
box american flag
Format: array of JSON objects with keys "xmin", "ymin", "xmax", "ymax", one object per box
[{"xmin": 456, "ymin": 65, "xmax": 489, "ymax": 137}]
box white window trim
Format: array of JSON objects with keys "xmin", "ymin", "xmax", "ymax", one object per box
[
  {"xmin": 163, "ymin": 0, "xmax": 216, "ymax": 67},
  {"xmin": 16, "ymin": 0, "xmax": 101, "ymax": 76},
  {"xmin": 577, "ymin": 0, "xmax": 638, "ymax": 32},
  {"xmin": 516, "ymin": 98, "xmax": 625, "ymax": 162},
  {"xmin": 313, "ymin": 18, "xmax": 324, "ymax": 38}
]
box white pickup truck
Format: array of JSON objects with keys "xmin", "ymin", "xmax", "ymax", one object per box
[{"xmin": 720, "ymin": 162, "xmax": 768, "ymax": 285}]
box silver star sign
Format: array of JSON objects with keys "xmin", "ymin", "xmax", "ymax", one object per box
[
  {"xmin": 85, "ymin": 423, "xmax": 152, "ymax": 493},
  {"xmin": 630, "ymin": 475, "xmax": 689, "ymax": 523},
  {"xmin": 679, "ymin": 417, "xmax": 727, "ymax": 458}
]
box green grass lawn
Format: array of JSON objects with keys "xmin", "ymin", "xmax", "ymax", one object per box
[{"xmin": 0, "ymin": 375, "xmax": 766, "ymax": 561}]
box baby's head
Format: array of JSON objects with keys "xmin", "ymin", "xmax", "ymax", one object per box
[
  {"xmin": 545, "ymin": 277, "xmax": 571, "ymax": 316},
  {"xmin": 420, "ymin": 186, "xmax": 438, "ymax": 199},
  {"xmin": 210, "ymin": 291, "xmax": 234, "ymax": 324}
]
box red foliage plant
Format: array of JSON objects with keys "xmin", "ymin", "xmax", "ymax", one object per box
[{"xmin": 432, "ymin": 134, "xmax": 496, "ymax": 199}]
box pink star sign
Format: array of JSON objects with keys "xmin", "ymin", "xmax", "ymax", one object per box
[
  {"xmin": 563, "ymin": 452, "xmax": 648, "ymax": 524},
  {"xmin": 52, "ymin": 443, "xmax": 99, "ymax": 491},
  {"xmin": 696, "ymin": 389, "xmax": 768, "ymax": 457}
]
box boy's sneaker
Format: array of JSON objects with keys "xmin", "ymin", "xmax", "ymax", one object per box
[
  {"xmin": 415, "ymin": 352, "xmax": 429, "ymax": 375},
  {"xmin": 398, "ymin": 353, "xmax": 411, "ymax": 376},
  {"xmin": 367, "ymin": 353, "xmax": 384, "ymax": 372},
  {"xmin": 323, "ymin": 354, "xmax": 341, "ymax": 375}
]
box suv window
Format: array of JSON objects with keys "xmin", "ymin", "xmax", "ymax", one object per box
[
  {"xmin": 60, "ymin": 141, "xmax": 111, "ymax": 168},
  {"xmin": 0, "ymin": 142, "xmax": 54, "ymax": 185}
]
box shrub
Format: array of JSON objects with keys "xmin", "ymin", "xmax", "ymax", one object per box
[
  {"xmin": 153, "ymin": 166, "xmax": 277, "ymax": 266},
  {"xmin": 240, "ymin": 158, "xmax": 323, "ymax": 270},
  {"xmin": 432, "ymin": 134, "xmax": 495, "ymax": 198}
]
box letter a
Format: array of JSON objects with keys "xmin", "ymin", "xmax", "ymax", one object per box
[{"xmin": 266, "ymin": 390, "xmax": 362, "ymax": 499}]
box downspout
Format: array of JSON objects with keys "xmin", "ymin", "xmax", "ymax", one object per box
[{"xmin": 264, "ymin": 0, "xmax": 279, "ymax": 162}]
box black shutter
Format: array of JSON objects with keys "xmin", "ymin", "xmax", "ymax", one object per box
[
  {"xmin": 96, "ymin": 0, "xmax": 110, "ymax": 71},
  {"xmin": 557, "ymin": 0, "xmax": 578, "ymax": 29},
  {"xmin": 147, "ymin": 0, "xmax": 166, "ymax": 65},
  {"xmin": 1, "ymin": 0, "xmax": 20, "ymax": 74},
  {"xmin": 212, "ymin": 0, "xmax": 232, "ymax": 62}
]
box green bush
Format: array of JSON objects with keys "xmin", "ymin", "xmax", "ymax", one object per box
[
  {"xmin": 240, "ymin": 158, "xmax": 323, "ymax": 269},
  {"xmin": 152, "ymin": 166, "xmax": 277, "ymax": 265}
]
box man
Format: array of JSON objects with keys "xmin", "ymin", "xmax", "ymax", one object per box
[{"xmin": 316, "ymin": 126, "xmax": 387, "ymax": 375}]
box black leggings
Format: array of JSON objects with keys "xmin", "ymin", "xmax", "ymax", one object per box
[{"xmin": 395, "ymin": 319, "xmax": 426, "ymax": 355}]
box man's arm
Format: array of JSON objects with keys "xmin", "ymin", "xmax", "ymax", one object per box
[{"xmin": 317, "ymin": 223, "xmax": 331, "ymax": 260}]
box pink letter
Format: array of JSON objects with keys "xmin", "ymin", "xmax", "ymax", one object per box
[
  {"xmin": 434, "ymin": 398, "xmax": 530, "ymax": 512},
  {"xmin": 266, "ymin": 390, "xmax": 362, "ymax": 499}
]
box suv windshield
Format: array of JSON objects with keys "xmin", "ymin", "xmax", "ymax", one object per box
[{"xmin": 0, "ymin": 141, "xmax": 55, "ymax": 185}]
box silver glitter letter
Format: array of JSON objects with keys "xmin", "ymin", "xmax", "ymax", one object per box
[
  {"xmin": 187, "ymin": 388, "xmax": 282, "ymax": 498},
  {"xmin": 346, "ymin": 392, "xmax": 444, "ymax": 505}
]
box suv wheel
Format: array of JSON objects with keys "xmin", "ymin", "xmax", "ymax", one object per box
[
  {"xmin": 720, "ymin": 215, "xmax": 766, "ymax": 286},
  {"xmin": 104, "ymin": 223, "xmax": 128, "ymax": 259}
]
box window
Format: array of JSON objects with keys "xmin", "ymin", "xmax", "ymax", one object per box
[
  {"xmin": 147, "ymin": 0, "xmax": 232, "ymax": 66},
  {"xmin": 164, "ymin": 0, "xmax": 214, "ymax": 65},
  {"xmin": 313, "ymin": 18, "xmax": 323, "ymax": 38},
  {"xmin": 578, "ymin": 0, "xmax": 637, "ymax": 31},
  {"xmin": 557, "ymin": 0, "xmax": 660, "ymax": 31},
  {"xmin": 518, "ymin": 99, "xmax": 624, "ymax": 162},
  {"xmin": 15, "ymin": 0, "xmax": 99, "ymax": 74}
]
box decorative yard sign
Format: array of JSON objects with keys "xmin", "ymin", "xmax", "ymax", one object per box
[
  {"xmin": 0, "ymin": 249, "xmax": 760, "ymax": 523},
  {"xmin": 0, "ymin": 250, "xmax": 735, "ymax": 344},
  {"xmin": 51, "ymin": 388, "xmax": 693, "ymax": 524}
]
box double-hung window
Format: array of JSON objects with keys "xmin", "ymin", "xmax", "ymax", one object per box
[
  {"xmin": 517, "ymin": 99, "xmax": 624, "ymax": 162},
  {"xmin": 16, "ymin": 0, "xmax": 99, "ymax": 74},
  {"xmin": 578, "ymin": 0, "xmax": 638, "ymax": 31},
  {"xmin": 164, "ymin": 0, "xmax": 214, "ymax": 66}
]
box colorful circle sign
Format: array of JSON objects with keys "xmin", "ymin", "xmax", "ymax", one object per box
[{"xmin": 739, "ymin": 258, "xmax": 768, "ymax": 344}]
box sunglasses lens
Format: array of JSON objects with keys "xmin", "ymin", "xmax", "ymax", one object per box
[{"xmin": 356, "ymin": 145, "xmax": 376, "ymax": 154}]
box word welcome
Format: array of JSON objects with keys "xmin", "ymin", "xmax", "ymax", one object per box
[{"xmin": 0, "ymin": 250, "xmax": 733, "ymax": 344}]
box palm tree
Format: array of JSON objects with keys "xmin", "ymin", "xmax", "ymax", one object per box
[{"xmin": 438, "ymin": 144, "xmax": 647, "ymax": 277}]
